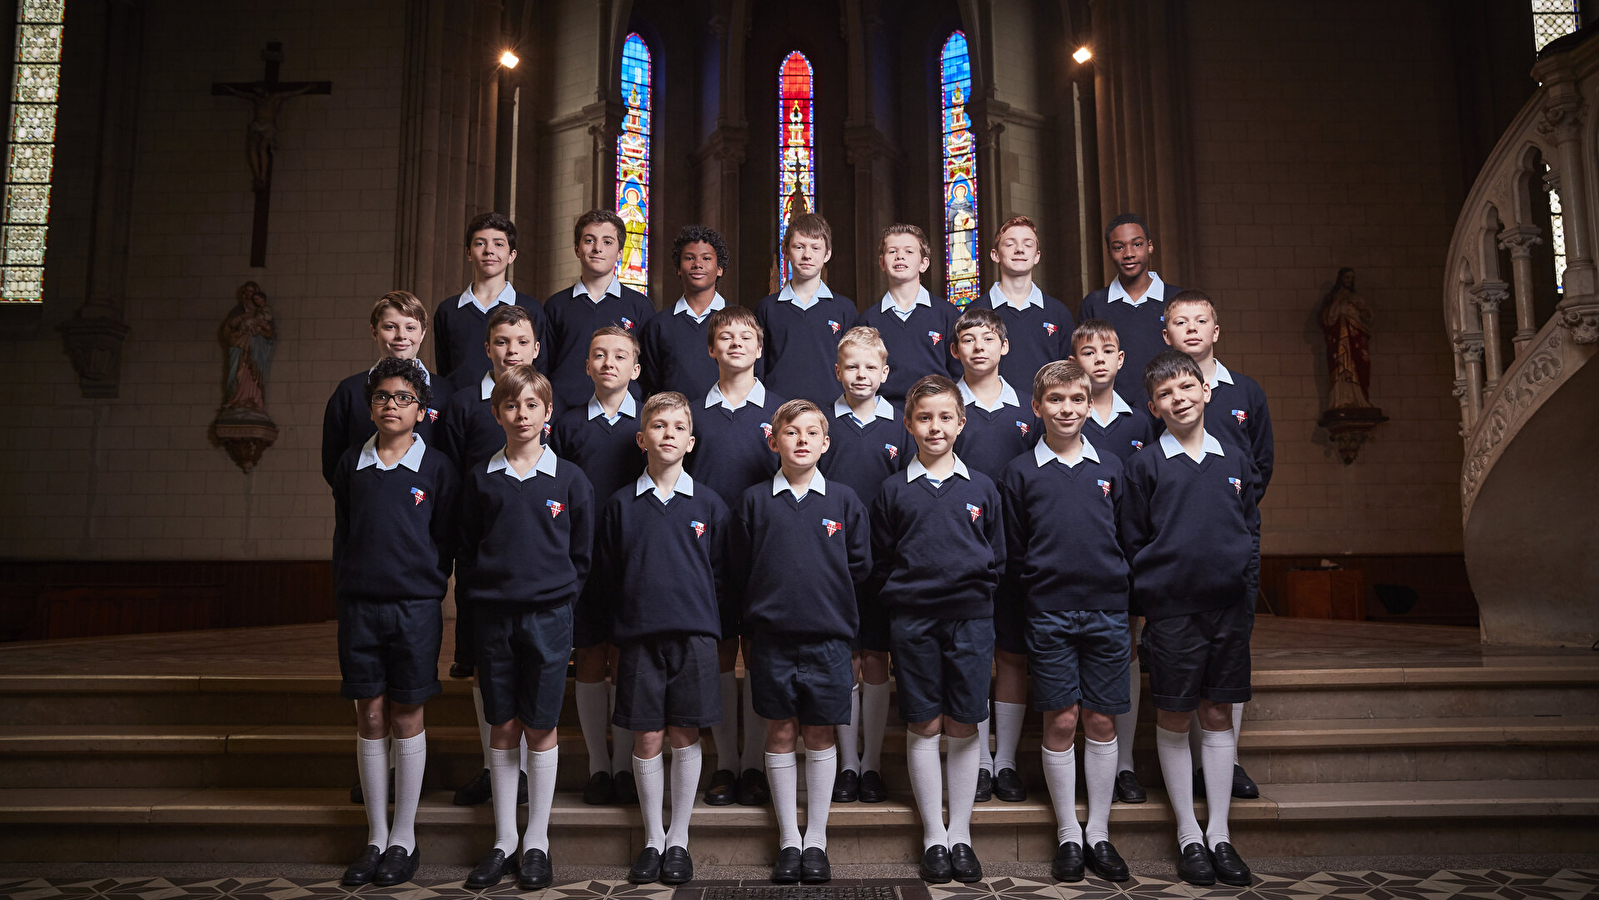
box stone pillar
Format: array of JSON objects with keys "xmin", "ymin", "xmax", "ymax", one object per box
[
  {"xmin": 1471, "ymin": 281, "xmax": 1508, "ymax": 390},
  {"xmin": 1497, "ymin": 224, "xmax": 1543, "ymax": 354},
  {"xmin": 698, "ymin": 6, "xmax": 749, "ymax": 297},
  {"xmin": 1459, "ymin": 337, "xmax": 1485, "ymax": 426},
  {"xmin": 845, "ymin": 126, "xmax": 899, "ymax": 304}
]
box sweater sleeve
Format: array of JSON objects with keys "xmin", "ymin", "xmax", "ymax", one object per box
[
  {"xmin": 430, "ymin": 461, "xmax": 459, "ymax": 583},
  {"xmin": 1242, "ymin": 459, "xmax": 1263, "ymax": 604},
  {"xmin": 330, "ymin": 454, "xmax": 351, "ymax": 579},
  {"xmin": 458, "ymin": 476, "xmax": 483, "ymax": 588},
  {"xmin": 639, "ymin": 318, "xmax": 662, "ymax": 398},
  {"xmin": 321, "ymin": 389, "xmax": 348, "ymax": 488},
  {"xmin": 568, "ymin": 473, "xmax": 596, "ymax": 598},
  {"xmin": 998, "ymin": 472, "xmax": 1027, "ymax": 606},
  {"xmin": 985, "ymin": 482, "xmax": 1007, "ymax": 583},
  {"xmin": 433, "ymin": 303, "xmax": 454, "ymax": 380},
  {"xmin": 866, "ymin": 485, "xmax": 895, "ymax": 598},
  {"xmin": 590, "ymin": 498, "xmax": 621, "ymax": 622},
  {"xmin": 846, "ymin": 493, "xmax": 872, "ymax": 585},
  {"xmin": 1251, "ymin": 383, "xmax": 1275, "ymax": 497},
  {"xmin": 530, "ymin": 301, "xmax": 552, "ymax": 375},
  {"xmin": 710, "ymin": 502, "xmax": 738, "ymax": 634},
  {"xmin": 1117, "ymin": 463, "xmax": 1154, "ymax": 571}
]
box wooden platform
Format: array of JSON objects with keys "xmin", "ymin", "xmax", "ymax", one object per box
[{"xmin": 2, "ymin": 616, "xmax": 1597, "ymax": 864}]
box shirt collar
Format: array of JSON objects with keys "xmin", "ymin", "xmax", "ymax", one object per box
[
  {"xmin": 771, "ymin": 468, "xmax": 827, "ymax": 498},
  {"xmin": 635, "ymin": 469, "xmax": 695, "ymax": 502},
  {"xmin": 833, "ymin": 394, "xmax": 897, "ymax": 423},
  {"xmin": 588, "ymin": 392, "xmax": 638, "ymax": 420},
  {"xmin": 1090, "ymin": 390, "xmax": 1133, "ymax": 425},
  {"xmin": 486, "ymin": 446, "xmax": 559, "ymax": 481},
  {"xmin": 1159, "ymin": 429, "xmax": 1226, "ymax": 461},
  {"xmin": 479, "ymin": 370, "xmax": 496, "ymax": 400},
  {"xmin": 1034, "ymin": 436, "xmax": 1100, "ymax": 468},
  {"xmin": 778, "ymin": 280, "xmax": 834, "ymax": 309},
  {"xmin": 880, "ymin": 285, "xmax": 932, "ymax": 313},
  {"xmin": 907, "ymin": 454, "xmax": 970, "ymax": 483},
  {"xmin": 573, "ymin": 275, "xmax": 624, "ymax": 303},
  {"xmin": 673, "ymin": 292, "xmax": 726, "ymax": 323},
  {"xmin": 458, "ymin": 283, "xmax": 517, "ymax": 310},
  {"xmin": 1208, "ymin": 360, "xmax": 1235, "ymax": 389},
  {"xmin": 1106, "ymin": 271, "xmax": 1167, "ymax": 307},
  {"xmin": 957, "ymin": 377, "xmax": 1021, "ymax": 412},
  {"xmin": 356, "ymin": 433, "xmax": 427, "ymax": 472},
  {"xmin": 705, "ymin": 380, "xmax": 766, "ymax": 410},
  {"xmin": 987, "ymin": 281, "xmax": 1044, "ymax": 310},
  {"xmin": 369, "ymin": 357, "xmax": 432, "ymax": 387}
]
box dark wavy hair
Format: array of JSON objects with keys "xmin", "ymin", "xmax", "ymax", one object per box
[
  {"xmin": 364, "ymin": 357, "xmax": 432, "ymax": 407},
  {"xmin": 672, "ymin": 224, "xmax": 730, "ymax": 271}
]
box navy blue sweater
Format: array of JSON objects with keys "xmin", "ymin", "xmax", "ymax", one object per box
[
  {"xmin": 432, "ymin": 291, "xmax": 550, "ymax": 385},
  {"xmin": 853, "ymin": 299, "xmax": 964, "ymax": 403},
  {"xmin": 732, "ymin": 479, "xmax": 871, "ymax": 640},
  {"xmin": 549, "ymin": 404, "xmax": 645, "ymax": 510},
  {"xmin": 460, "ymin": 452, "xmax": 595, "ymax": 607},
  {"xmin": 1082, "ymin": 401, "xmax": 1156, "ymax": 465},
  {"xmin": 989, "ymin": 293, "xmax": 1075, "ymax": 389},
  {"xmin": 543, "ymin": 284, "xmax": 655, "ymax": 414},
  {"xmin": 1117, "ymin": 436, "xmax": 1261, "ymax": 620},
  {"xmin": 817, "ymin": 400, "xmax": 909, "ymax": 503},
  {"xmin": 868, "ymin": 465, "xmax": 1006, "ymax": 620},
  {"xmin": 755, "ymin": 291, "xmax": 857, "ymax": 405},
  {"xmin": 685, "ymin": 385, "xmax": 786, "ymax": 507},
  {"xmin": 1079, "ymin": 284, "xmax": 1180, "ymax": 410},
  {"xmin": 1205, "ymin": 368, "xmax": 1275, "ymax": 495},
  {"xmin": 435, "ymin": 379, "xmax": 506, "ymax": 476},
  {"xmin": 592, "ymin": 483, "xmax": 733, "ymax": 643},
  {"xmin": 999, "ymin": 445, "xmax": 1129, "ymax": 614},
  {"xmin": 331, "ymin": 440, "xmax": 458, "ymax": 602},
  {"xmin": 321, "ymin": 367, "xmax": 449, "ymax": 487},
  {"xmin": 953, "ymin": 388, "xmax": 1040, "ymax": 482},
  {"xmin": 638, "ymin": 306, "xmax": 724, "ymax": 399}
]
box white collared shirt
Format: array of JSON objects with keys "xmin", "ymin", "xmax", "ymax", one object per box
[
  {"xmin": 907, "ymin": 454, "xmax": 971, "ymax": 483},
  {"xmin": 957, "ymin": 377, "xmax": 1021, "ymax": 413},
  {"xmin": 479, "ymin": 370, "xmax": 496, "ymax": 401},
  {"xmin": 1107, "ymin": 271, "xmax": 1167, "ymax": 308},
  {"xmin": 1159, "ymin": 429, "xmax": 1226, "ymax": 464},
  {"xmin": 573, "ymin": 275, "xmax": 624, "ymax": 304},
  {"xmin": 778, "ymin": 279, "xmax": 834, "ymax": 311},
  {"xmin": 356, "ymin": 433, "xmax": 427, "ymax": 472},
  {"xmin": 487, "ymin": 446, "xmax": 559, "ymax": 481},
  {"xmin": 772, "ymin": 468, "xmax": 827, "ymax": 500},
  {"xmin": 880, "ymin": 286, "xmax": 932, "ymax": 321},
  {"xmin": 673, "ymin": 292, "xmax": 726, "ymax": 324},
  {"xmin": 458, "ymin": 283, "xmax": 517, "ymax": 313},
  {"xmin": 1034, "ymin": 435, "xmax": 1100, "ymax": 469},
  {"xmin": 1090, "ymin": 390, "xmax": 1133, "ymax": 427},
  {"xmin": 1207, "ymin": 359, "xmax": 1236, "ymax": 390},
  {"xmin": 635, "ymin": 469, "xmax": 695, "ymax": 504},
  {"xmin": 987, "ymin": 281, "xmax": 1044, "ymax": 311},
  {"xmin": 706, "ymin": 379, "xmax": 767, "ymax": 411},
  {"xmin": 587, "ymin": 392, "xmax": 638, "ymax": 424},
  {"xmin": 834, "ymin": 394, "xmax": 897, "ymax": 425},
  {"xmin": 369, "ymin": 357, "xmax": 432, "ymax": 387}
]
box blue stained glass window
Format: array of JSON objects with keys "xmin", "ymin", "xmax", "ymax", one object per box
[
  {"xmin": 616, "ymin": 33, "xmax": 651, "ymax": 291},
  {"xmin": 940, "ymin": 31, "xmax": 979, "ymax": 308},
  {"xmin": 777, "ymin": 51, "xmax": 816, "ymax": 286}
]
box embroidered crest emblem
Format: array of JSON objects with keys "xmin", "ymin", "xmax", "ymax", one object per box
[
  {"xmin": 760, "ymin": 422, "xmax": 773, "ymax": 439},
  {"xmin": 828, "ymin": 320, "xmax": 841, "ymax": 334},
  {"xmin": 1232, "ymin": 409, "xmax": 1248, "ymax": 425},
  {"xmin": 1130, "ymin": 440, "xmax": 1144, "ymax": 451},
  {"xmin": 966, "ymin": 503, "xmax": 982, "ymax": 522},
  {"xmin": 1016, "ymin": 421, "xmax": 1030, "ymax": 436},
  {"xmin": 690, "ymin": 520, "xmax": 706, "ymax": 538},
  {"xmin": 410, "ymin": 487, "xmax": 427, "ymax": 506},
  {"xmin": 1097, "ymin": 479, "xmax": 1111, "ymax": 497},
  {"xmin": 1043, "ymin": 322, "xmax": 1058, "ymax": 336},
  {"xmin": 885, "ymin": 444, "xmax": 898, "ymax": 460},
  {"xmin": 823, "ymin": 518, "xmax": 843, "ymax": 537},
  {"xmin": 928, "ymin": 331, "xmax": 943, "ymax": 346},
  {"xmin": 546, "ymin": 499, "xmax": 565, "ymax": 517},
  {"xmin": 542, "ymin": 423, "xmax": 552, "ymax": 441},
  {"xmin": 621, "ymin": 317, "xmax": 635, "ymax": 330},
  {"xmin": 1228, "ymin": 477, "xmax": 1242, "ymax": 495},
  {"xmin": 426, "ymin": 408, "xmax": 440, "ymax": 423}
]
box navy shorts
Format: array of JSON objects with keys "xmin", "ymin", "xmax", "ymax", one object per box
[
  {"xmin": 852, "ymin": 586, "xmax": 891, "ymax": 653},
  {"xmin": 571, "ymin": 587, "xmax": 611, "ymax": 649},
  {"xmin": 994, "ymin": 597, "xmax": 1028, "ymax": 655},
  {"xmin": 1026, "ymin": 609, "xmax": 1131, "ymax": 715},
  {"xmin": 614, "ymin": 633, "xmax": 722, "ymax": 731},
  {"xmin": 337, "ymin": 596, "xmax": 444, "ymax": 705},
  {"xmin": 474, "ymin": 601, "xmax": 574, "ymax": 729},
  {"xmin": 1141, "ymin": 602, "xmax": 1253, "ymax": 712},
  {"xmin": 748, "ymin": 632, "xmax": 853, "ymax": 726},
  {"xmin": 453, "ymin": 591, "xmax": 476, "ymax": 667},
  {"xmin": 888, "ymin": 614, "xmax": 994, "ymax": 725}
]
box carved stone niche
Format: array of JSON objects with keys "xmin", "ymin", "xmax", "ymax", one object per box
[
  {"xmin": 1317, "ymin": 406, "xmax": 1389, "ymax": 465},
  {"xmin": 58, "ymin": 313, "xmax": 132, "ymax": 399},
  {"xmin": 208, "ymin": 418, "xmax": 278, "ymax": 474}
]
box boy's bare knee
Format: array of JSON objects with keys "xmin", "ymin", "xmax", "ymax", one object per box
[
  {"xmin": 943, "ymin": 717, "xmax": 977, "ymax": 739},
  {"xmin": 634, "ymin": 729, "xmax": 665, "ymax": 759},
  {"xmin": 800, "ymin": 724, "xmax": 835, "ymax": 751},
  {"xmin": 1156, "ymin": 708, "xmax": 1192, "ymax": 733},
  {"xmin": 489, "ymin": 720, "xmax": 523, "ymax": 749},
  {"xmin": 1197, "ymin": 700, "xmax": 1232, "ymax": 733},
  {"xmin": 390, "ymin": 702, "xmax": 425, "ymax": 739},
  {"xmin": 1081, "ymin": 709, "xmax": 1116, "ymax": 743},
  {"xmin": 523, "ymin": 725, "xmax": 557, "ymax": 752},
  {"xmin": 765, "ymin": 718, "xmax": 799, "ymax": 753},
  {"xmin": 1042, "ymin": 706, "xmax": 1079, "ymax": 750},
  {"xmin": 908, "ymin": 717, "xmax": 942, "ymax": 737},
  {"xmin": 667, "ymin": 725, "xmax": 700, "ymax": 749}
]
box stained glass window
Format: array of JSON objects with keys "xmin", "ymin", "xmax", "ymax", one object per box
[
  {"xmin": 1, "ymin": 0, "xmax": 63, "ymax": 303},
  {"xmin": 1531, "ymin": 0, "xmax": 1580, "ymax": 50},
  {"xmin": 615, "ymin": 33, "xmax": 651, "ymax": 292},
  {"xmin": 941, "ymin": 31, "xmax": 979, "ymax": 308},
  {"xmin": 777, "ymin": 51, "xmax": 815, "ymax": 286}
]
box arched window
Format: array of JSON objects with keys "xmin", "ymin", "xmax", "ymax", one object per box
[
  {"xmin": 940, "ymin": 31, "xmax": 979, "ymax": 308},
  {"xmin": 1531, "ymin": 2, "xmax": 1581, "ymax": 292},
  {"xmin": 615, "ymin": 33, "xmax": 652, "ymax": 292},
  {"xmin": 777, "ymin": 51, "xmax": 815, "ymax": 286},
  {"xmin": 1, "ymin": 0, "xmax": 65, "ymax": 303}
]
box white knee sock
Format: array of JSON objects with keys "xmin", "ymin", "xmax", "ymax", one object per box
[
  {"xmin": 1041, "ymin": 745, "xmax": 1081, "ymax": 845},
  {"xmin": 389, "ymin": 732, "xmax": 426, "ymax": 853},
  {"xmin": 1202, "ymin": 728, "xmax": 1237, "ymax": 848},
  {"xmin": 1232, "ymin": 703, "xmax": 1245, "ymax": 766},
  {"xmin": 1156, "ymin": 726, "xmax": 1203, "ymax": 847},
  {"xmin": 666, "ymin": 741, "xmax": 702, "ymax": 850},
  {"xmin": 712, "ymin": 672, "xmax": 739, "ymax": 772},
  {"xmin": 635, "ymin": 753, "xmax": 666, "ymax": 850},
  {"xmin": 906, "ymin": 730, "xmax": 947, "ymax": 849},
  {"xmin": 357, "ymin": 735, "xmax": 391, "ymax": 849},
  {"xmin": 610, "ymin": 683, "xmax": 634, "ymax": 776},
  {"xmin": 945, "ymin": 732, "xmax": 980, "ymax": 847},
  {"xmin": 993, "ymin": 701, "xmax": 1025, "ymax": 773},
  {"xmin": 862, "ymin": 681, "xmax": 890, "ymax": 772},
  {"xmin": 473, "ymin": 686, "xmax": 492, "ymax": 769},
  {"xmin": 489, "ymin": 745, "xmax": 521, "ymax": 854},
  {"xmin": 837, "ymin": 684, "xmax": 862, "ymax": 774},
  {"xmin": 804, "ymin": 745, "xmax": 836, "ymax": 850},
  {"xmin": 767, "ymin": 750, "xmax": 801, "ymax": 848},
  {"xmin": 976, "ymin": 712, "xmax": 994, "ymax": 774},
  {"xmin": 1083, "ymin": 737, "xmax": 1117, "ymax": 846},
  {"xmin": 742, "ymin": 680, "xmax": 766, "ymax": 773},
  {"xmin": 576, "ymin": 681, "xmax": 610, "ymax": 776},
  {"xmin": 1116, "ymin": 658, "xmax": 1140, "ymax": 773},
  {"xmin": 522, "ymin": 745, "xmax": 559, "ymax": 852}
]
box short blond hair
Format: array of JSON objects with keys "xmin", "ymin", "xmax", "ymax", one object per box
[
  {"xmin": 1033, "ymin": 359, "xmax": 1090, "ymax": 404},
  {"xmin": 905, "ymin": 374, "xmax": 964, "ymax": 418},
  {"xmin": 370, "ymin": 290, "xmax": 429, "ymax": 329},
  {"xmin": 992, "ymin": 214, "xmax": 1039, "ymax": 249},
  {"xmin": 879, "ymin": 223, "xmax": 931, "ymax": 259},
  {"xmin": 640, "ymin": 391, "xmax": 693, "ymax": 432},
  {"xmin": 591, "ymin": 324, "xmax": 640, "ymax": 356},
  {"xmin": 836, "ymin": 325, "xmax": 889, "ymax": 364},
  {"xmin": 490, "ymin": 364, "xmax": 553, "ymax": 412},
  {"xmin": 1166, "ymin": 288, "xmax": 1217, "ymax": 321},
  {"xmin": 772, "ymin": 398, "xmax": 829, "ymax": 437}
]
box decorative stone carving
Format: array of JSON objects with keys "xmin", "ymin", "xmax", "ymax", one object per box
[
  {"xmin": 208, "ymin": 281, "xmax": 279, "ymax": 473},
  {"xmin": 1460, "ymin": 326, "xmax": 1576, "ymax": 517},
  {"xmin": 57, "ymin": 313, "xmax": 132, "ymax": 399},
  {"xmin": 1536, "ymin": 99, "xmax": 1584, "ymax": 145},
  {"xmin": 1558, "ymin": 304, "xmax": 1599, "ymax": 344},
  {"xmin": 1497, "ymin": 226, "xmax": 1543, "ymax": 258}
]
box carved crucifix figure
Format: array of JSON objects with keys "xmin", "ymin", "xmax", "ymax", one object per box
[{"xmin": 212, "ymin": 42, "xmax": 331, "ymax": 267}]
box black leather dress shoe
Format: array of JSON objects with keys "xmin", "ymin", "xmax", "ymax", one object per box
[
  {"xmin": 453, "ymin": 768, "xmax": 491, "ymax": 806},
  {"xmin": 627, "ymin": 847, "xmax": 661, "ymax": 884},
  {"xmin": 705, "ymin": 768, "xmax": 738, "ymax": 805},
  {"xmin": 857, "ymin": 769, "xmax": 888, "ymax": 803},
  {"xmin": 1114, "ymin": 770, "xmax": 1147, "ymax": 803},
  {"xmin": 1232, "ymin": 764, "xmax": 1260, "ymax": 799},
  {"xmin": 350, "ymin": 769, "xmax": 396, "ymax": 805},
  {"xmin": 832, "ymin": 768, "xmax": 859, "ymax": 802},
  {"xmin": 993, "ymin": 767, "xmax": 1026, "ymax": 802},
  {"xmin": 583, "ymin": 771, "xmax": 614, "ymax": 805},
  {"xmin": 1086, "ymin": 841, "xmax": 1129, "ymax": 881},
  {"xmin": 374, "ymin": 846, "xmax": 419, "ymax": 887},
  {"xmin": 341, "ymin": 844, "xmax": 382, "ymax": 886},
  {"xmin": 465, "ymin": 849, "xmax": 517, "ymax": 888},
  {"xmin": 918, "ymin": 845, "xmax": 952, "ymax": 883},
  {"xmin": 771, "ymin": 846, "xmax": 802, "ymax": 883},
  {"xmin": 738, "ymin": 768, "xmax": 771, "ymax": 806},
  {"xmin": 800, "ymin": 847, "xmax": 830, "ymax": 884},
  {"xmin": 1051, "ymin": 841, "xmax": 1085, "ymax": 882},
  {"xmin": 614, "ymin": 770, "xmax": 638, "ymax": 804},
  {"xmin": 949, "ymin": 842, "xmax": 982, "ymax": 883},
  {"xmin": 1175, "ymin": 841, "xmax": 1216, "ymax": 886},
  {"xmin": 1210, "ymin": 841, "xmax": 1252, "ymax": 886},
  {"xmin": 449, "ymin": 662, "xmax": 473, "ymax": 679},
  {"xmin": 661, "ymin": 845, "xmax": 693, "ymax": 884},
  {"xmin": 518, "ymin": 848, "xmax": 553, "ymax": 890},
  {"xmin": 974, "ymin": 768, "xmax": 993, "ymax": 801}
]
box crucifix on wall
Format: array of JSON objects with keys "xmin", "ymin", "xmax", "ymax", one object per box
[{"xmin": 212, "ymin": 42, "xmax": 332, "ymax": 267}]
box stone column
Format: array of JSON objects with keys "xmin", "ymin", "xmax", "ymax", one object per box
[
  {"xmin": 1471, "ymin": 281, "xmax": 1508, "ymax": 390},
  {"xmin": 1459, "ymin": 337, "xmax": 1485, "ymax": 427},
  {"xmin": 1497, "ymin": 225, "xmax": 1543, "ymax": 354}
]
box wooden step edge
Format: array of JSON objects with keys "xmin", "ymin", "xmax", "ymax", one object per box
[{"xmin": 1256, "ymin": 665, "xmax": 1599, "ymax": 688}]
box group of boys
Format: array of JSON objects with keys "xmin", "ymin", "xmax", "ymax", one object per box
[{"xmin": 322, "ymin": 206, "xmax": 1274, "ymax": 891}]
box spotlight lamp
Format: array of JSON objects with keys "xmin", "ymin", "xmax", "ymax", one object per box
[
  {"xmin": 500, "ymin": 50, "xmax": 520, "ymax": 68},
  {"xmin": 1073, "ymin": 46, "xmax": 1092, "ymax": 65}
]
